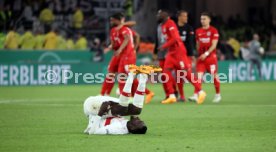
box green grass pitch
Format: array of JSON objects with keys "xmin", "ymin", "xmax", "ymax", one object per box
[{"xmin": 0, "ymin": 82, "xmax": 276, "ymax": 152}]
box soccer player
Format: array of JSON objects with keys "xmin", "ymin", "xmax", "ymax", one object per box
[
  {"xmin": 176, "ymin": 10, "xmax": 196, "ymax": 101},
  {"xmin": 83, "ymin": 66, "xmax": 159, "ymax": 134},
  {"xmin": 189, "ymin": 12, "xmax": 221, "ymax": 103},
  {"xmin": 157, "ymin": 10, "xmax": 206, "ymax": 104},
  {"xmin": 100, "ymin": 13, "xmax": 154, "ymax": 103}
]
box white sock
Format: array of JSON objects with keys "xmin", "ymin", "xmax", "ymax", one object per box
[
  {"xmin": 133, "ymin": 74, "xmax": 148, "ymax": 108},
  {"xmin": 119, "ymin": 72, "xmax": 135, "ymax": 107},
  {"xmin": 122, "ymin": 72, "xmax": 135, "ymax": 93},
  {"xmin": 169, "ymin": 94, "xmax": 176, "ymax": 98}
]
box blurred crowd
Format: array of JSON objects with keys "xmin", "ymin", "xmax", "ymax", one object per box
[
  {"xmin": 211, "ymin": 14, "xmax": 274, "ymax": 60},
  {"xmin": 0, "ymin": 0, "xmax": 275, "ymax": 62}
]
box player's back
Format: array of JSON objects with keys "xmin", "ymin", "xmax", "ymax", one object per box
[{"xmin": 162, "ymin": 19, "xmax": 186, "ymax": 55}]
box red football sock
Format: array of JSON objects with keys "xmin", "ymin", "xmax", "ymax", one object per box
[
  {"xmin": 177, "ymin": 81, "xmax": 185, "ymax": 99},
  {"xmin": 185, "ymin": 70, "xmax": 201, "ymax": 93},
  {"xmin": 161, "ymin": 73, "xmax": 169, "ymax": 97},
  {"xmin": 100, "ymin": 78, "xmax": 108, "ymax": 95},
  {"xmin": 101, "ymin": 76, "xmax": 115, "ymax": 95},
  {"xmin": 214, "ymin": 76, "xmax": 220, "ymax": 94},
  {"xmin": 106, "ymin": 81, "xmax": 115, "ymax": 95},
  {"xmin": 164, "ymin": 70, "xmax": 175, "ymax": 95}
]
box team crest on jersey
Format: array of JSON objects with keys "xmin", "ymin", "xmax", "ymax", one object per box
[{"xmin": 207, "ymin": 31, "xmax": 211, "ymax": 36}]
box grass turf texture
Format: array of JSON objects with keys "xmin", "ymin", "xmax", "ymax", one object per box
[{"xmin": 0, "ymin": 82, "xmax": 276, "ymax": 152}]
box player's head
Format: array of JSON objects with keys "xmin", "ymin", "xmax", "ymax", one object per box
[
  {"xmin": 157, "ymin": 9, "xmax": 169, "ymax": 23},
  {"xmin": 200, "ymin": 12, "xmax": 211, "ymax": 27},
  {"xmin": 177, "ymin": 10, "xmax": 188, "ymax": 24},
  {"xmin": 253, "ymin": 33, "xmax": 259, "ymax": 41},
  {"xmin": 127, "ymin": 117, "xmax": 147, "ymax": 134},
  {"xmin": 110, "ymin": 12, "xmax": 125, "ymax": 27}
]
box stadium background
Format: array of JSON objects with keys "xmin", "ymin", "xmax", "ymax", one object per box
[
  {"xmin": 0, "ymin": 0, "xmax": 276, "ymax": 85},
  {"xmin": 0, "ymin": 0, "xmax": 276, "ymax": 152}
]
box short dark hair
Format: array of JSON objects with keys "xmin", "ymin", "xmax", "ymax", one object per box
[
  {"xmin": 110, "ymin": 12, "xmax": 125, "ymax": 20},
  {"xmin": 201, "ymin": 12, "xmax": 211, "ymax": 18},
  {"xmin": 127, "ymin": 117, "xmax": 147, "ymax": 134},
  {"xmin": 129, "ymin": 126, "xmax": 147, "ymax": 134},
  {"xmin": 177, "ymin": 10, "xmax": 188, "ymax": 17}
]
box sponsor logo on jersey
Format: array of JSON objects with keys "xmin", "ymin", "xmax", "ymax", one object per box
[{"xmin": 199, "ymin": 37, "xmax": 210, "ymax": 43}]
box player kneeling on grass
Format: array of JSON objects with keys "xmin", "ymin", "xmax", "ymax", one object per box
[{"xmin": 83, "ymin": 65, "xmax": 161, "ymax": 135}]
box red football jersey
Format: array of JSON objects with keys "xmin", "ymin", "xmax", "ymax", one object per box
[
  {"xmin": 110, "ymin": 27, "xmax": 120, "ymax": 50},
  {"xmin": 110, "ymin": 26, "xmax": 135, "ymax": 57},
  {"xmin": 195, "ymin": 26, "xmax": 219, "ymax": 57},
  {"xmin": 161, "ymin": 18, "xmax": 186, "ymax": 55}
]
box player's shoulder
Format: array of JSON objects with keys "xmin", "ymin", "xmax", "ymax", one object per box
[
  {"xmin": 165, "ymin": 19, "xmax": 177, "ymax": 30},
  {"xmin": 210, "ymin": 26, "xmax": 218, "ymax": 32},
  {"xmin": 195, "ymin": 27, "xmax": 203, "ymax": 33},
  {"xmin": 120, "ymin": 26, "xmax": 132, "ymax": 34}
]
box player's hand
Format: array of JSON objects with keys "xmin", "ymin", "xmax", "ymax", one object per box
[
  {"xmin": 114, "ymin": 49, "xmax": 122, "ymax": 56},
  {"xmin": 199, "ymin": 54, "xmax": 207, "ymax": 61},
  {"xmin": 157, "ymin": 47, "xmax": 163, "ymax": 51},
  {"xmin": 152, "ymin": 54, "xmax": 158, "ymax": 61}
]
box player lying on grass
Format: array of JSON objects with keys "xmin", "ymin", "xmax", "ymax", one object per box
[{"xmin": 83, "ymin": 65, "xmax": 161, "ymax": 135}]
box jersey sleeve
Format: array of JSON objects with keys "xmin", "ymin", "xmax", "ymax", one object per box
[
  {"xmin": 161, "ymin": 21, "xmax": 178, "ymax": 49},
  {"xmin": 212, "ymin": 28, "xmax": 219, "ymax": 41},
  {"xmin": 121, "ymin": 27, "xmax": 132, "ymax": 37}
]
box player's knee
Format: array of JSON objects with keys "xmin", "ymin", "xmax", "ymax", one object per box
[{"xmin": 128, "ymin": 104, "xmax": 142, "ymax": 115}]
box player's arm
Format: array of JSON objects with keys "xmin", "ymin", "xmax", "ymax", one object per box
[
  {"xmin": 133, "ymin": 31, "xmax": 140, "ymax": 51},
  {"xmin": 159, "ymin": 26, "xmax": 178, "ymax": 50},
  {"xmin": 114, "ymin": 31, "xmax": 130, "ymax": 56},
  {"xmin": 199, "ymin": 39, "xmax": 218, "ymax": 60},
  {"xmin": 104, "ymin": 41, "xmax": 114, "ymax": 53},
  {"xmin": 123, "ymin": 21, "xmax": 136, "ymax": 27},
  {"xmin": 87, "ymin": 115, "xmax": 102, "ymax": 134},
  {"xmin": 116, "ymin": 21, "xmax": 137, "ymax": 30}
]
